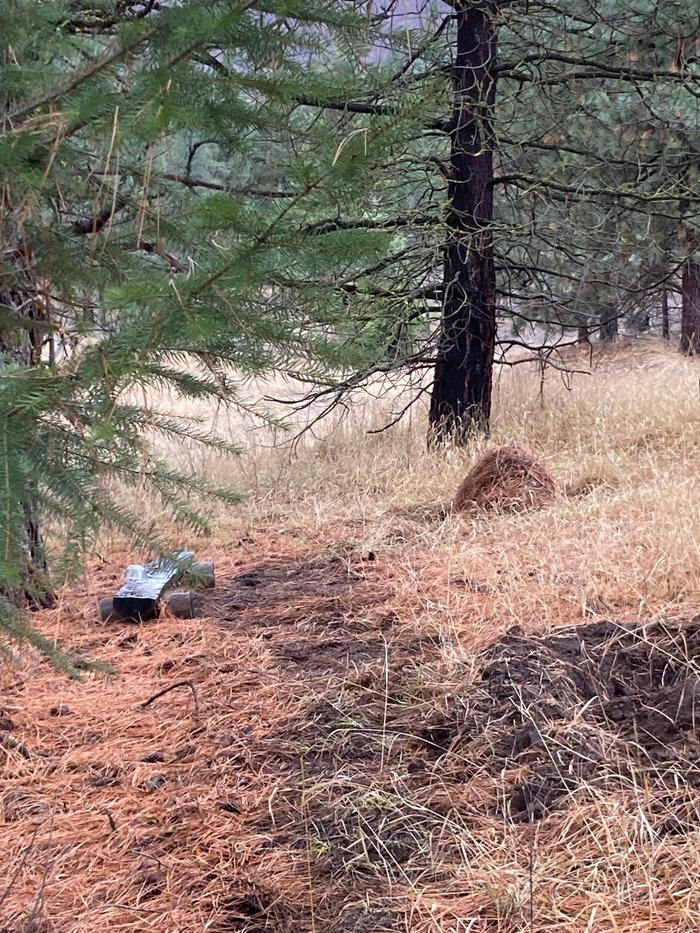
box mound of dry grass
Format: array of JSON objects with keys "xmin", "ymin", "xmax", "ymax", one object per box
[{"xmin": 453, "ymin": 443, "xmax": 556, "ymax": 514}]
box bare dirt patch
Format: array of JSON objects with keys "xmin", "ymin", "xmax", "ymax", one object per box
[{"xmin": 423, "ymin": 617, "xmax": 700, "ymax": 821}]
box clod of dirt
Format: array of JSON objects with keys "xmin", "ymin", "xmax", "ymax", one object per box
[
  {"xmin": 218, "ymin": 892, "xmax": 274, "ymax": 931},
  {"xmin": 118, "ymin": 632, "xmax": 139, "ymax": 648},
  {"xmin": 144, "ymin": 773, "xmax": 167, "ymax": 792},
  {"xmin": 218, "ymin": 800, "xmax": 242, "ymax": 814},
  {"xmin": 88, "ymin": 775, "xmax": 121, "ymax": 788},
  {"xmin": 238, "ymin": 571, "xmax": 262, "ymax": 587},
  {"xmin": 424, "ymin": 617, "xmax": 700, "ymax": 820},
  {"xmin": 141, "ymin": 751, "xmax": 165, "ymax": 763},
  {"xmin": 454, "ymin": 443, "xmax": 556, "ymax": 513},
  {"xmin": 138, "ymin": 871, "xmax": 165, "ymax": 901},
  {"xmin": 2, "ymin": 790, "xmax": 51, "ymax": 821},
  {"xmin": 658, "ymin": 801, "xmax": 700, "ymax": 836},
  {"xmin": 564, "ymin": 469, "xmax": 617, "ymax": 497},
  {"xmin": 450, "ymin": 575, "xmax": 492, "ymax": 593}
]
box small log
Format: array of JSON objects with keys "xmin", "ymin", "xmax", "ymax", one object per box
[
  {"xmin": 99, "ymin": 597, "xmax": 135, "ymax": 623},
  {"xmin": 0, "ymin": 732, "xmax": 33, "ymax": 760}
]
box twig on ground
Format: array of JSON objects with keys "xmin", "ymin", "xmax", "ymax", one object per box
[{"xmin": 140, "ymin": 680, "xmax": 199, "ymax": 715}]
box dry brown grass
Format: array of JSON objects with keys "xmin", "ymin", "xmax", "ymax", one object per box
[
  {"xmin": 453, "ymin": 443, "xmax": 556, "ymax": 514},
  {"xmin": 4, "ymin": 339, "xmax": 700, "ymax": 932}
]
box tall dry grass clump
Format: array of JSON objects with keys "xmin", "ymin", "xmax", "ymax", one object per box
[{"xmin": 453, "ymin": 443, "xmax": 556, "ymax": 513}]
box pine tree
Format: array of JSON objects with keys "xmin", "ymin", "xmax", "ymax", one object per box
[
  {"xmin": 278, "ymin": 0, "xmax": 699, "ymax": 441},
  {"xmin": 0, "ymin": 0, "xmax": 379, "ymax": 652}
]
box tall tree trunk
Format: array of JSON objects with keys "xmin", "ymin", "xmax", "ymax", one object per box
[
  {"xmin": 428, "ymin": 3, "xmax": 497, "ymax": 445},
  {"xmin": 661, "ymin": 284, "xmax": 670, "ymax": 339},
  {"xmin": 599, "ymin": 304, "xmax": 618, "ymax": 341},
  {"xmin": 4, "ymin": 504, "xmax": 54, "ymax": 610},
  {"xmin": 680, "ymin": 259, "xmax": 700, "ymax": 355},
  {"xmin": 0, "ymin": 225, "xmax": 55, "ymax": 609}
]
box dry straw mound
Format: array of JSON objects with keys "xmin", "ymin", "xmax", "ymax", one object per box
[{"xmin": 454, "ymin": 443, "xmax": 556, "ymax": 514}]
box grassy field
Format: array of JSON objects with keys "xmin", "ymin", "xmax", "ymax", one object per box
[{"xmin": 3, "ymin": 339, "xmax": 700, "ymax": 932}]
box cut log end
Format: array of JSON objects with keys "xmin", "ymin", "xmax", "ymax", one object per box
[{"xmin": 99, "ymin": 597, "xmax": 122, "ymax": 623}]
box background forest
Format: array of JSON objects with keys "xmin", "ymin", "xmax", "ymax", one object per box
[{"xmin": 2, "ymin": 0, "xmax": 698, "ymax": 612}]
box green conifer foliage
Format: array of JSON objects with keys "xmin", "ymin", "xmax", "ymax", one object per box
[{"xmin": 0, "ymin": 0, "xmax": 382, "ymax": 651}]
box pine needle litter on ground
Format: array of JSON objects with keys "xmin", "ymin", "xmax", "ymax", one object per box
[
  {"xmin": 453, "ymin": 444, "xmax": 556, "ymax": 515},
  {"xmin": 3, "ymin": 520, "xmax": 700, "ymax": 932}
]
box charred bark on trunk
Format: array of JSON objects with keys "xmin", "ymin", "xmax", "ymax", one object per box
[
  {"xmin": 4, "ymin": 504, "xmax": 54, "ymax": 610},
  {"xmin": 661, "ymin": 285, "xmax": 670, "ymax": 340},
  {"xmin": 1, "ymin": 77, "xmax": 54, "ymax": 609},
  {"xmin": 428, "ymin": 3, "xmax": 497, "ymax": 445},
  {"xmin": 680, "ymin": 259, "xmax": 700, "ymax": 355},
  {"xmin": 599, "ymin": 304, "xmax": 619, "ymax": 342},
  {"xmin": 0, "ymin": 237, "xmax": 55, "ymax": 609}
]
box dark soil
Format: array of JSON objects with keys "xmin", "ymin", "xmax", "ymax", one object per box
[
  {"xmin": 209, "ymin": 551, "xmax": 700, "ymax": 830},
  {"xmin": 425, "ymin": 617, "xmax": 700, "ymax": 820},
  {"xmin": 204, "ymin": 551, "xmax": 393, "ymax": 671}
]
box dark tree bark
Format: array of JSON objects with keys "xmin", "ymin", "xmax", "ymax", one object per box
[
  {"xmin": 661, "ymin": 285, "xmax": 670, "ymax": 339},
  {"xmin": 2, "ymin": 57, "xmax": 57, "ymax": 611},
  {"xmin": 5, "ymin": 504, "xmax": 54, "ymax": 610},
  {"xmin": 599, "ymin": 304, "xmax": 619, "ymax": 341},
  {"xmin": 428, "ymin": 2, "xmax": 497, "ymax": 445},
  {"xmin": 0, "ymin": 229, "xmax": 55, "ymax": 609},
  {"xmin": 680, "ymin": 259, "xmax": 700, "ymax": 355}
]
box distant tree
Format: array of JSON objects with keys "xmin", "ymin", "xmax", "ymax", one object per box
[
  {"xmin": 283, "ymin": 0, "xmax": 699, "ymax": 441},
  {"xmin": 661, "ymin": 285, "xmax": 671, "ymax": 340},
  {"xmin": 680, "ymin": 172, "xmax": 700, "ymax": 355},
  {"xmin": 681, "ymin": 258, "xmax": 700, "ymax": 355}
]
